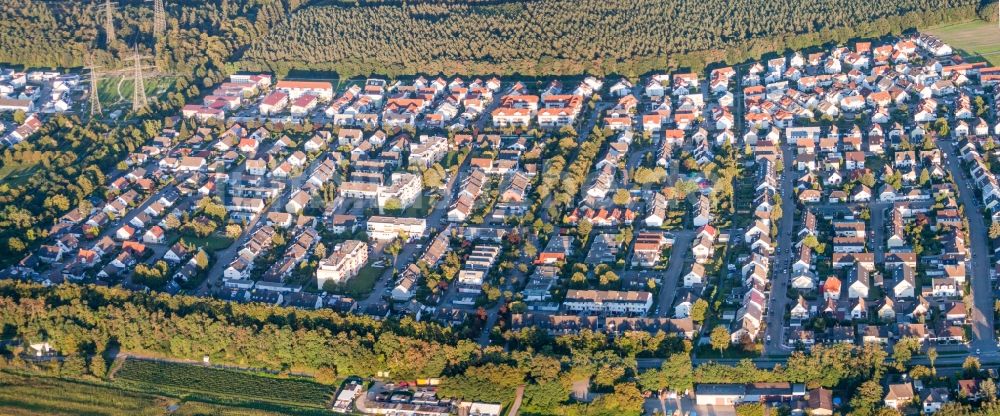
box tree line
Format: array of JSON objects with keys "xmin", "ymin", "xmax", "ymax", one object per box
[
  {"xmin": 2, "ymin": 280, "xmax": 995, "ymax": 414},
  {"xmin": 240, "ymin": 0, "xmax": 980, "ymax": 77}
]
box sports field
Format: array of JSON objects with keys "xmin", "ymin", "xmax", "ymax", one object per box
[{"xmin": 925, "ymin": 19, "xmax": 1000, "ymax": 65}]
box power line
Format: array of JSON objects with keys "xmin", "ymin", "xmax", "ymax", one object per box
[
  {"xmin": 84, "ymin": 54, "xmax": 102, "ymax": 117},
  {"xmin": 103, "ymin": 0, "xmax": 116, "ymax": 47},
  {"xmin": 130, "ymin": 47, "xmax": 156, "ymax": 112},
  {"xmin": 153, "ymin": 0, "xmax": 166, "ymax": 39}
]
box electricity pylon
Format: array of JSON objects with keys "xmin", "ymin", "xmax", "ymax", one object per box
[
  {"xmin": 153, "ymin": 0, "xmax": 166, "ymax": 39},
  {"xmin": 130, "ymin": 47, "xmax": 155, "ymax": 112},
  {"xmin": 104, "ymin": 0, "xmax": 116, "ymax": 47},
  {"xmin": 84, "ymin": 55, "xmax": 102, "ymax": 117}
]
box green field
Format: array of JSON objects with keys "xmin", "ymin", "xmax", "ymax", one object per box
[
  {"xmin": 96, "ymin": 75, "xmax": 176, "ymax": 110},
  {"xmin": 324, "ymin": 263, "xmax": 387, "ymax": 297},
  {"xmin": 0, "ymin": 371, "xmax": 296, "ymax": 416},
  {"xmin": 925, "ymin": 19, "xmax": 1000, "ymax": 65},
  {"xmin": 112, "ymin": 359, "xmax": 332, "ymax": 413}
]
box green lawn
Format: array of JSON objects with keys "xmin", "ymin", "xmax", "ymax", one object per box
[
  {"xmin": 112, "ymin": 359, "xmax": 332, "ymax": 413},
  {"xmin": 96, "ymin": 75, "xmax": 176, "ymax": 110},
  {"xmin": 925, "ymin": 19, "xmax": 1000, "ymax": 65},
  {"xmin": 695, "ymin": 343, "xmax": 762, "ymax": 359},
  {"xmin": 400, "ymin": 194, "xmax": 438, "ymax": 218},
  {"xmin": 180, "ymin": 234, "xmax": 235, "ymax": 252},
  {"xmin": 326, "ymin": 263, "xmax": 387, "ymax": 297},
  {"xmin": 0, "ymin": 163, "xmax": 40, "ymax": 188},
  {"xmin": 343, "ymin": 264, "xmax": 386, "ymax": 297},
  {"xmin": 0, "ymin": 370, "xmax": 299, "ymax": 416}
]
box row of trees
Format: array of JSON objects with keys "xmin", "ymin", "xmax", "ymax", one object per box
[
  {"xmin": 241, "ymin": 0, "xmax": 980, "ymax": 77},
  {"xmin": 4, "ymin": 280, "xmax": 994, "ymax": 414},
  {"xmin": 0, "ymin": 281, "xmax": 472, "ymax": 379}
]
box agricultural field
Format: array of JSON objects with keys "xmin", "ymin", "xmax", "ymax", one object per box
[
  {"xmin": 0, "ymin": 371, "xmax": 293, "ymax": 416},
  {"xmin": 170, "ymin": 402, "xmax": 295, "ymax": 416},
  {"xmin": 112, "ymin": 359, "xmax": 332, "ymax": 413},
  {"xmin": 0, "ymin": 371, "xmax": 167, "ymax": 416},
  {"xmin": 95, "ymin": 75, "xmax": 176, "ymax": 111},
  {"xmin": 925, "ymin": 19, "xmax": 1000, "ymax": 65}
]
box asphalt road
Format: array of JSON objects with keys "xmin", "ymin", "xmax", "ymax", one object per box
[
  {"xmin": 941, "ymin": 140, "xmax": 996, "ymax": 351},
  {"xmin": 869, "ymin": 202, "xmax": 888, "ymax": 263},
  {"xmin": 639, "ymin": 348, "xmax": 1000, "ymax": 370},
  {"xmin": 762, "ymin": 143, "xmax": 796, "ymax": 355},
  {"xmin": 655, "ymin": 230, "xmax": 695, "ymax": 318},
  {"xmin": 197, "ymin": 143, "xmax": 324, "ymax": 295},
  {"xmin": 357, "ymin": 144, "xmax": 472, "ymax": 308}
]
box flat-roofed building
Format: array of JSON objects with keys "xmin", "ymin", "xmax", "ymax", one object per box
[
  {"xmin": 562, "ymin": 289, "xmax": 653, "ymax": 315},
  {"xmin": 366, "ymin": 216, "xmax": 426, "ymax": 241},
  {"xmin": 315, "ymin": 240, "xmax": 368, "ymax": 289},
  {"xmin": 275, "ymin": 80, "xmax": 334, "ymax": 101}
]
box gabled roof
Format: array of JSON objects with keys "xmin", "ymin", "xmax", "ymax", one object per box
[{"xmin": 823, "ymin": 276, "xmax": 842, "ymax": 293}]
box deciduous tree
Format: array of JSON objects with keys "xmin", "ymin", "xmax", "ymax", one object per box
[{"xmin": 710, "ymin": 325, "xmax": 729, "ymax": 357}]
